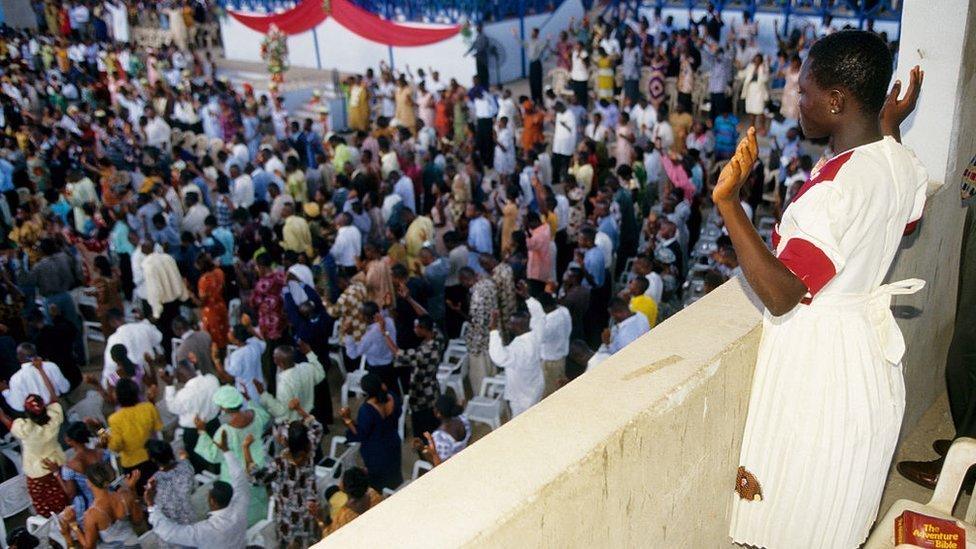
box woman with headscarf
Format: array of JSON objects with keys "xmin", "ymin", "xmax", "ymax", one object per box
[
  {"xmin": 0, "ymin": 357, "xmax": 67, "ymax": 517},
  {"xmin": 195, "ymin": 385, "xmax": 271, "ymax": 526}
]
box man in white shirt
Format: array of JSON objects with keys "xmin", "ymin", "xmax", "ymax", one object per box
[
  {"xmin": 144, "ymin": 107, "xmax": 171, "ymax": 150},
  {"xmin": 393, "ymin": 172, "xmax": 416, "ymax": 213},
  {"xmin": 631, "ymin": 96, "xmax": 658, "ymax": 142},
  {"xmin": 633, "ymin": 256, "xmax": 664, "ymax": 305},
  {"xmin": 147, "ymin": 448, "xmax": 249, "ymax": 549},
  {"xmin": 161, "ymin": 362, "xmax": 220, "ymax": 473},
  {"xmin": 141, "ymin": 243, "xmax": 191, "ymax": 357},
  {"xmin": 180, "ymin": 193, "xmax": 210, "ymax": 237},
  {"xmin": 102, "ymin": 309, "xmax": 163, "ymax": 389},
  {"xmin": 229, "ymin": 165, "xmax": 254, "ymax": 210},
  {"xmin": 331, "ymin": 212, "xmax": 362, "ymax": 276},
  {"xmin": 551, "ymin": 102, "xmax": 577, "ymax": 180},
  {"xmin": 538, "ymin": 293, "xmax": 572, "ymax": 397},
  {"xmin": 3, "ymin": 344, "xmax": 70, "ymax": 412},
  {"xmin": 488, "ymin": 310, "xmax": 543, "ymax": 417}
]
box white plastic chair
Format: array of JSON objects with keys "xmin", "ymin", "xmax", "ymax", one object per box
[
  {"xmin": 170, "ymin": 337, "xmax": 181, "ymax": 369},
  {"xmin": 25, "ymin": 514, "xmax": 66, "ymax": 549},
  {"xmin": 82, "ymin": 320, "xmax": 104, "ymax": 361},
  {"xmin": 340, "ymin": 356, "xmax": 368, "ymax": 408},
  {"xmin": 136, "ymin": 529, "xmax": 163, "ymax": 549},
  {"xmin": 448, "ymin": 322, "xmax": 470, "ymax": 350},
  {"xmin": 0, "ymin": 475, "xmax": 32, "ymax": 542},
  {"xmin": 227, "ymin": 298, "xmax": 242, "ymax": 326},
  {"xmin": 463, "ymin": 377, "xmax": 507, "ymax": 430},
  {"xmin": 0, "ymin": 437, "xmax": 22, "ymax": 475},
  {"xmin": 382, "ymin": 459, "xmax": 434, "ymax": 497},
  {"xmin": 316, "ymin": 436, "xmax": 361, "ymax": 497},
  {"xmin": 245, "ymin": 497, "xmax": 276, "ymax": 547},
  {"xmin": 194, "ymin": 469, "xmax": 219, "ymax": 488},
  {"xmin": 398, "ymin": 395, "xmax": 410, "ymax": 442},
  {"xmin": 864, "ymin": 437, "xmax": 976, "ymax": 548},
  {"xmin": 328, "ymin": 323, "xmax": 347, "ymax": 380},
  {"xmin": 436, "ymin": 348, "xmax": 468, "ymax": 400}
]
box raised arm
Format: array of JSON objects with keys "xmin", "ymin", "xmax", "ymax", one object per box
[
  {"xmin": 712, "ymin": 127, "xmax": 807, "ymax": 316},
  {"xmin": 879, "ymin": 65, "xmax": 923, "ymax": 143}
]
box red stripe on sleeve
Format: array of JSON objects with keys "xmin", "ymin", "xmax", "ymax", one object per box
[
  {"xmin": 777, "ymin": 238, "xmax": 837, "ymax": 297},
  {"xmin": 904, "ymin": 218, "xmax": 921, "ymax": 236}
]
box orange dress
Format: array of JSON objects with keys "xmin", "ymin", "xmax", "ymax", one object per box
[
  {"xmin": 434, "ymin": 99, "xmax": 451, "ymax": 138},
  {"xmin": 522, "ymin": 111, "xmax": 545, "ymax": 152},
  {"xmin": 198, "ymin": 268, "xmax": 229, "ymax": 348}
]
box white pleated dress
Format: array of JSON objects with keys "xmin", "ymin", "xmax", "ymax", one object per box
[{"xmin": 729, "ymin": 136, "xmax": 929, "ymax": 549}]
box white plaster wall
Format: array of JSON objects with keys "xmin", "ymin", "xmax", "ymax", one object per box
[
  {"xmin": 0, "ymin": 0, "xmax": 34, "ymax": 29},
  {"xmin": 482, "ymin": 0, "xmax": 586, "ymax": 85}
]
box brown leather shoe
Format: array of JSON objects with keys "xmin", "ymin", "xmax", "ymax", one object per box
[
  {"xmin": 897, "ymin": 458, "xmax": 943, "ymax": 490},
  {"xmin": 933, "ymin": 439, "xmax": 953, "ymax": 457}
]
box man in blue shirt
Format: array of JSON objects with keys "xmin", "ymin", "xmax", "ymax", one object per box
[
  {"xmin": 466, "ymin": 202, "xmax": 493, "ymax": 273},
  {"xmin": 575, "ymin": 226, "xmax": 606, "ymax": 290},
  {"xmin": 202, "ymin": 215, "xmax": 234, "ymax": 266},
  {"xmin": 250, "ymin": 159, "xmax": 274, "ymax": 206},
  {"xmin": 344, "ymin": 301, "xmax": 400, "ymax": 395},
  {"xmin": 149, "ymin": 213, "xmax": 180, "ymax": 251}
]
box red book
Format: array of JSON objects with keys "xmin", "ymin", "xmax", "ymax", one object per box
[{"xmin": 895, "ymin": 510, "xmax": 966, "ymax": 548}]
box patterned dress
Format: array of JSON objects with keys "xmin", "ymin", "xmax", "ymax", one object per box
[
  {"xmin": 251, "ymin": 416, "xmax": 324, "ymax": 548},
  {"xmin": 249, "ymin": 270, "xmax": 287, "ymax": 341},
  {"xmin": 648, "ymin": 58, "xmax": 668, "ymax": 107},
  {"xmin": 464, "ymin": 278, "xmax": 498, "ymax": 356},
  {"xmin": 150, "ymin": 460, "xmax": 196, "ymax": 525},
  {"xmin": 325, "ymin": 279, "xmax": 369, "ymax": 343},
  {"xmin": 491, "ymin": 263, "xmax": 517, "ymax": 335},
  {"xmin": 198, "ymin": 267, "xmax": 229, "ymax": 348}
]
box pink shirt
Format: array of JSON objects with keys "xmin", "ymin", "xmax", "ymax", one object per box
[
  {"xmin": 526, "ymin": 223, "xmax": 552, "ymax": 281},
  {"xmin": 662, "ymin": 156, "xmax": 696, "ymax": 202}
]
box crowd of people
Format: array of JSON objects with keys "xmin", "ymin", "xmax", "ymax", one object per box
[{"xmin": 0, "ymin": 0, "xmax": 903, "ymax": 547}]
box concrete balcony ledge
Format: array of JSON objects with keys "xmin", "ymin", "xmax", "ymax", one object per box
[{"xmin": 318, "ymin": 175, "xmax": 965, "ymax": 548}]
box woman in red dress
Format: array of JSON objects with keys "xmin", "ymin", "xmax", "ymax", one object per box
[
  {"xmin": 434, "ymin": 94, "xmax": 451, "ymax": 138},
  {"xmin": 194, "ymin": 254, "xmax": 229, "ymax": 349}
]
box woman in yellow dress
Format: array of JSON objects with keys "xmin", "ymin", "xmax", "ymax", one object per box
[
  {"xmin": 394, "ymin": 75, "xmax": 416, "ymax": 135},
  {"xmin": 595, "ymin": 47, "xmax": 614, "ymax": 100},
  {"xmin": 347, "ymin": 75, "xmax": 370, "ymax": 132}
]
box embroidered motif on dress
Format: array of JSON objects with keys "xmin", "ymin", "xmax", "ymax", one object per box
[{"xmin": 735, "ymin": 466, "xmax": 764, "ymax": 501}]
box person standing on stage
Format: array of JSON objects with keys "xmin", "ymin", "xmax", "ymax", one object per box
[{"xmin": 513, "ymin": 26, "xmax": 549, "ymax": 105}]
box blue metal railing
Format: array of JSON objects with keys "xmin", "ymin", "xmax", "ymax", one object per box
[
  {"xmin": 626, "ymin": 0, "xmax": 901, "ymax": 22},
  {"xmin": 216, "ymin": 0, "xmax": 586, "ymax": 23},
  {"xmin": 217, "ymin": 0, "xmax": 898, "ymax": 26}
]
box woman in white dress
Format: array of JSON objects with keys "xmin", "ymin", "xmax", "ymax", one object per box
[
  {"xmin": 493, "ymin": 116, "xmax": 516, "ymax": 181},
  {"xmin": 416, "ymin": 82, "xmax": 436, "ymax": 132},
  {"xmin": 715, "ymin": 31, "xmax": 925, "ymax": 548},
  {"xmin": 780, "ymin": 54, "xmax": 802, "ymax": 121},
  {"xmin": 738, "ymin": 54, "xmax": 769, "ymax": 133}
]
